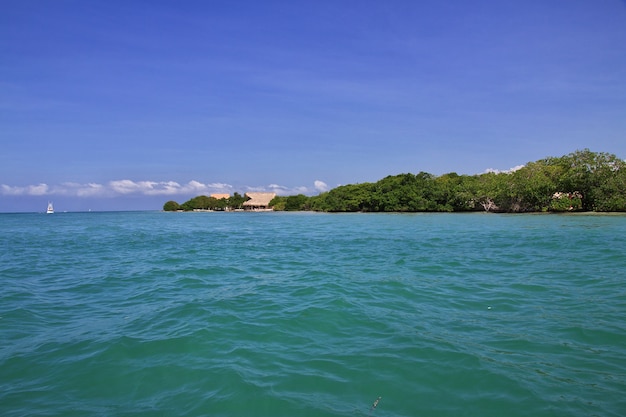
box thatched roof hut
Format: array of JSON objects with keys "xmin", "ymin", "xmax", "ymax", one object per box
[{"xmin": 243, "ymin": 192, "xmax": 276, "ymax": 210}]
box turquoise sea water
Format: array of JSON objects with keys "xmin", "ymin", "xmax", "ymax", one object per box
[{"xmin": 1, "ymin": 211, "xmax": 625, "ymax": 416}]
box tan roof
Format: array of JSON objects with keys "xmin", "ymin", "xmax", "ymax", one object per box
[
  {"xmin": 243, "ymin": 192, "xmax": 277, "ymax": 207},
  {"xmin": 211, "ymin": 193, "xmax": 230, "ymax": 200}
]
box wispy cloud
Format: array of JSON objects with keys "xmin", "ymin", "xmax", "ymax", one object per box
[
  {"xmin": 0, "ymin": 180, "xmax": 324, "ymax": 198},
  {"xmin": 1, "ymin": 183, "xmax": 50, "ymax": 196},
  {"xmin": 483, "ymin": 165, "xmax": 525, "ymax": 174},
  {"xmin": 56, "ymin": 182, "xmax": 106, "ymax": 197},
  {"xmin": 107, "ymin": 180, "xmax": 230, "ymax": 196}
]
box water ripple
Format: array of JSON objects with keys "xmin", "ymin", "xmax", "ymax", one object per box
[{"xmin": 1, "ymin": 212, "xmax": 625, "ymax": 416}]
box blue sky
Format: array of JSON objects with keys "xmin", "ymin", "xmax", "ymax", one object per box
[{"xmin": 2, "ymin": 0, "xmax": 625, "ymax": 212}]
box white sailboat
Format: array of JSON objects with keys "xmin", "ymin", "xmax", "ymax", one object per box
[{"xmin": 46, "ymin": 202, "xmax": 54, "ymax": 214}]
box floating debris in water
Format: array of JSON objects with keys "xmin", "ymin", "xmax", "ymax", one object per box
[{"xmin": 370, "ymin": 396, "xmax": 381, "ymax": 412}]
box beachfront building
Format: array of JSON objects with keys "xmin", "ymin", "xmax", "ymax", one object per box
[{"xmin": 242, "ymin": 192, "xmax": 276, "ymax": 211}]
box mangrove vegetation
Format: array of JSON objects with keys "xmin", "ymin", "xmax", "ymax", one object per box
[{"xmin": 164, "ymin": 150, "xmax": 626, "ymax": 213}]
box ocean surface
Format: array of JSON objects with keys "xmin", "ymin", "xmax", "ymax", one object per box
[{"xmin": 1, "ymin": 211, "xmax": 625, "ymax": 417}]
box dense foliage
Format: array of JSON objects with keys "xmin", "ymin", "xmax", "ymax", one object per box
[
  {"xmin": 165, "ymin": 150, "xmax": 626, "ymax": 213},
  {"xmin": 289, "ymin": 150, "xmax": 626, "ymax": 213},
  {"xmin": 163, "ymin": 192, "xmax": 246, "ymax": 211}
]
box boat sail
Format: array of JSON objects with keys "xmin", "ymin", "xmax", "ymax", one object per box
[{"xmin": 46, "ymin": 202, "xmax": 54, "ymax": 214}]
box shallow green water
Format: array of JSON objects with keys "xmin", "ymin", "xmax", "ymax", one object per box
[{"xmin": 1, "ymin": 211, "xmax": 625, "ymax": 416}]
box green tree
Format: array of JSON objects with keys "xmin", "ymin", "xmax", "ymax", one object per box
[
  {"xmin": 311, "ymin": 183, "xmax": 374, "ymax": 212},
  {"xmin": 180, "ymin": 195, "xmax": 217, "ymax": 210},
  {"xmin": 228, "ymin": 192, "xmax": 246, "ymax": 209},
  {"xmin": 474, "ymin": 172, "xmax": 507, "ymax": 211},
  {"xmin": 213, "ymin": 197, "xmax": 228, "ymax": 211},
  {"xmin": 367, "ymin": 173, "xmax": 441, "ymax": 212},
  {"xmin": 284, "ymin": 194, "xmax": 310, "ymax": 211},
  {"xmin": 509, "ymin": 160, "xmax": 563, "ymax": 212},
  {"xmin": 433, "ymin": 173, "xmax": 480, "ymax": 211},
  {"xmin": 163, "ymin": 200, "xmax": 180, "ymax": 211},
  {"xmin": 557, "ymin": 149, "xmax": 626, "ymax": 211},
  {"xmin": 269, "ymin": 196, "xmax": 286, "ymax": 211}
]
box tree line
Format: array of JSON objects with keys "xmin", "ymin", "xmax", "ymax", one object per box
[
  {"xmin": 163, "ymin": 192, "xmax": 246, "ymax": 211},
  {"xmin": 274, "ymin": 150, "xmax": 626, "ymax": 213},
  {"xmin": 165, "ymin": 150, "xmax": 626, "ymax": 213}
]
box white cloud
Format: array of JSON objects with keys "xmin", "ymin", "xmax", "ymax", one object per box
[
  {"xmin": 243, "ymin": 185, "xmax": 271, "ymax": 193},
  {"xmin": 245, "ymin": 181, "xmax": 328, "ymax": 196},
  {"xmin": 109, "ymin": 180, "xmax": 168, "ymax": 195},
  {"xmin": 0, "ymin": 179, "xmax": 325, "ymax": 198},
  {"xmin": 483, "ymin": 165, "xmax": 525, "ymax": 174},
  {"xmin": 56, "ymin": 182, "xmax": 106, "ymax": 197},
  {"xmin": 180, "ymin": 180, "xmax": 207, "ymax": 194},
  {"xmin": 108, "ymin": 180, "xmax": 143, "ymax": 194},
  {"xmin": 246, "ymin": 183, "xmax": 317, "ymax": 196},
  {"xmin": 1, "ymin": 183, "xmax": 49, "ymax": 196},
  {"xmin": 156, "ymin": 181, "xmax": 184, "ymax": 195},
  {"xmin": 103, "ymin": 180, "xmax": 234, "ymax": 196},
  {"xmin": 0, "ymin": 179, "xmax": 230, "ymax": 197},
  {"xmin": 267, "ymin": 184, "xmax": 289, "ymax": 195},
  {"xmin": 314, "ymin": 180, "xmax": 328, "ymax": 192},
  {"xmin": 177, "ymin": 181, "xmax": 233, "ymax": 195}
]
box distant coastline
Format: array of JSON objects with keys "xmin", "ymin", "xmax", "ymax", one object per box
[{"xmin": 164, "ymin": 149, "xmax": 626, "ymax": 214}]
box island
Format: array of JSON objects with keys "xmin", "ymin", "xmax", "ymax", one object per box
[{"xmin": 164, "ymin": 149, "xmax": 626, "ymax": 213}]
